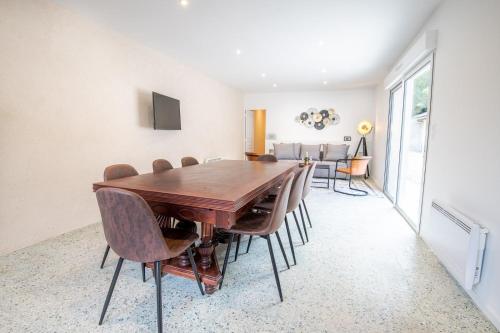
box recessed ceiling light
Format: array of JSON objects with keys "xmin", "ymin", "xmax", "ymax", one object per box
[
  {"xmin": 318, "ymin": 40, "xmax": 325, "ymax": 47},
  {"xmin": 323, "ymin": 80, "xmax": 328, "ymax": 85},
  {"xmin": 179, "ymin": 0, "xmax": 189, "ymax": 7},
  {"xmin": 272, "ymin": 83, "xmax": 277, "ymax": 88},
  {"xmin": 321, "ymin": 68, "xmax": 327, "ymax": 73},
  {"xmin": 235, "ymin": 49, "xmax": 241, "ymax": 55},
  {"xmin": 261, "ymin": 73, "xmax": 267, "ymax": 78}
]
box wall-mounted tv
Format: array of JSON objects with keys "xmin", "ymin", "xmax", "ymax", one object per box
[{"xmin": 152, "ymin": 92, "xmax": 181, "ymax": 130}]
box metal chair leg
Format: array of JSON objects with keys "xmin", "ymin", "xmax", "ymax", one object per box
[
  {"xmin": 266, "ymin": 235, "xmax": 283, "ymax": 302},
  {"xmin": 333, "ymin": 175, "xmax": 368, "ymax": 196},
  {"xmin": 291, "ymin": 213, "xmax": 305, "ymax": 245},
  {"xmin": 99, "ymin": 257, "xmax": 124, "ymax": 325},
  {"xmin": 284, "ymin": 218, "xmax": 297, "ymax": 265},
  {"xmin": 234, "ymin": 234, "xmax": 241, "ymax": 262},
  {"xmin": 154, "ymin": 261, "xmax": 163, "ymax": 333},
  {"xmin": 187, "ymin": 247, "xmax": 205, "ymax": 296},
  {"xmin": 141, "ymin": 262, "xmax": 146, "ymax": 282},
  {"xmin": 246, "ymin": 235, "xmax": 253, "ymax": 253},
  {"xmin": 295, "ymin": 209, "xmax": 309, "ymax": 243},
  {"xmin": 219, "ymin": 233, "xmax": 235, "ymax": 290},
  {"xmin": 100, "ymin": 245, "xmax": 110, "ymax": 269},
  {"xmin": 302, "ymin": 199, "xmax": 312, "ymax": 228},
  {"xmin": 275, "ymin": 231, "xmax": 290, "ymax": 270}
]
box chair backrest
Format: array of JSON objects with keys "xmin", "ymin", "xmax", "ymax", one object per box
[
  {"xmin": 256, "ymin": 154, "xmax": 278, "ymax": 162},
  {"xmin": 301, "ymin": 161, "xmax": 317, "ymax": 199},
  {"xmin": 287, "ymin": 166, "xmax": 308, "ymax": 213},
  {"xmin": 96, "ymin": 188, "xmax": 172, "ymax": 263},
  {"xmin": 265, "ymin": 172, "xmax": 294, "ymax": 234},
  {"xmin": 152, "ymin": 159, "xmax": 173, "ymax": 174},
  {"xmin": 181, "ymin": 156, "xmax": 199, "ymax": 167},
  {"xmin": 103, "ymin": 164, "xmax": 138, "ymax": 181},
  {"xmin": 350, "ymin": 156, "xmax": 372, "ymax": 176}
]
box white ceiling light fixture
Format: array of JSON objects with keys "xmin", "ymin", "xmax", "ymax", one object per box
[
  {"xmin": 272, "ymin": 83, "xmax": 277, "ymax": 88},
  {"xmin": 179, "ymin": 0, "xmax": 189, "ymax": 7},
  {"xmin": 321, "ymin": 68, "xmax": 327, "ymax": 73},
  {"xmin": 261, "ymin": 73, "xmax": 267, "ymax": 78},
  {"xmin": 318, "ymin": 40, "xmax": 325, "ymax": 47},
  {"xmin": 235, "ymin": 49, "xmax": 241, "ymax": 55},
  {"xmin": 323, "ymin": 80, "xmax": 328, "ymax": 85}
]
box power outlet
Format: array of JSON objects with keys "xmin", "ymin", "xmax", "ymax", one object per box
[{"xmin": 344, "ymin": 136, "xmax": 351, "ymax": 142}]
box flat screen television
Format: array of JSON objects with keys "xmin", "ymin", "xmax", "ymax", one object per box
[{"xmin": 152, "ymin": 92, "xmax": 181, "ymax": 130}]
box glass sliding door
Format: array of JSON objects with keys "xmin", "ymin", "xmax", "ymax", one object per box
[
  {"xmin": 384, "ymin": 84, "xmax": 404, "ymax": 202},
  {"xmin": 384, "ymin": 56, "xmax": 433, "ymax": 232},
  {"xmin": 397, "ymin": 62, "xmax": 432, "ymax": 228}
]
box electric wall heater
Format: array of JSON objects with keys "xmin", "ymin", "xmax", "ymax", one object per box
[{"xmin": 425, "ymin": 200, "xmax": 488, "ymax": 290}]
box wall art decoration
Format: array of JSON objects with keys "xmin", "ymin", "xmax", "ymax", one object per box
[{"xmin": 295, "ymin": 107, "xmax": 340, "ymax": 130}]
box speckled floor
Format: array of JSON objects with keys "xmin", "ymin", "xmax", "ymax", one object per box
[{"xmin": 0, "ymin": 187, "xmax": 497, "ymax": 332}]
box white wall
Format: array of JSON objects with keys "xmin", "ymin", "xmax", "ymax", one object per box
[
  {"xmin": 372, "ymin": 84, "xmax": 390, "ymax": 189},
  {"xmin": 373, "ymin": 0, "xmax": 500, "ymax": 328},
  {"xmin": 244, "ymin": 89, "xmax": 375, "ymax": 154},
  {"xmin": 0, "ymin": 0, "xmax": 244, "ymax": 255}
]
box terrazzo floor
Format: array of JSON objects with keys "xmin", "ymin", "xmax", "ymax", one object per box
[{"xmin": 0, "ymin": 186, "xmax": 497, "ymax": 332}]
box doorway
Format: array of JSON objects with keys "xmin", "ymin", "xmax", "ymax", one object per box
[{"xmin": 384, "ymin": 57, "xmax": 433, "ymax": 231}]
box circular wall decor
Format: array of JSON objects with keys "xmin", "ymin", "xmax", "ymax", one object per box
[{"xmin": 297, "ymin": 107, "xmax": 340, "ymax": 130}]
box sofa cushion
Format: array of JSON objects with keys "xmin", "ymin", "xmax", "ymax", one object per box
[
  {"xmin": 273, "ymin": 143, "xmax": 300, "ymax": 160},
  {"xmin": 299, "ymin": 144, "xmax": 321, "ymax": 161},
  {"xmin": 323, "ymin": 144, "xmax": 349, "ymax": 161}
]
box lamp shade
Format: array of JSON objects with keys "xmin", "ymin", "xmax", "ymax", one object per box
[{"xmin": 357, "ymin": 121, "xmax": 373, "ymax": 136}]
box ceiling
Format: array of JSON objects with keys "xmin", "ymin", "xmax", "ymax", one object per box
[{"xmin": 54, "ymin": 0, "xmax": 442, "ymax": 92}]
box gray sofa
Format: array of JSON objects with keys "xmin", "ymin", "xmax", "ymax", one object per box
[{"xmin": 272, "ymin": 143, "xmax": 350, "ymax": 179}]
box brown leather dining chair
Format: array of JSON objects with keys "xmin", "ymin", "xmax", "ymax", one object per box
[
  {"xmin": 300, "ymin": 162, "xmax": 317, "ymax": 234},
  {"xmin": 96, "ymin": 188, "xmax": 204, "ymax": 333},
  {"xmin": 256, "ymin": 154, "xmax": 278, "ymax": 162},
  {"xmin": 152, "ymin": 159, "xmax": 173, "ymax": 174},
  {"xmin": 333, "ymin": 156, "xmax": 372, "ymax": 196},
  {"xmin": 181, "ymin": 156, "xmax": 199, "ymax": 167},
  {"xmin": 219, "ymin": 172, "xmax": 294, "ymax": 302},
  {"xmin": 100, "ymin": 164, "xmax": 139, "ymax": 270},
  {"xmin": 248, "ymin": 165, "xmax": 309, "ymax": 266}
]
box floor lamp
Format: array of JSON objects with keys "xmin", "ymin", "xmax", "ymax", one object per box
[{"xmin": 354, "ymin": 121, "xmax": 373, "ymax": 179}]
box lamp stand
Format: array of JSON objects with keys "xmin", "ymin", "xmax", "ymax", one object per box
[{"xmin": 354, "ymin": 135, "xmax": 370, "ymax": 179}]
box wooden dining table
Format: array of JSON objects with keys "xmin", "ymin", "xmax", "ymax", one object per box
[{"xmin": 93, "ymin": 159, "xmax": 298, "ymax": 294}]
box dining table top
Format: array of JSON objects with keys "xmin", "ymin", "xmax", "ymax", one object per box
[{"xmin": 92, "ymin": 159, "xmax": 298, "ymax": 212}]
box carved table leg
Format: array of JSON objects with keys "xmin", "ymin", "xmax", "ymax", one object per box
[
  {"xmin": 198, "ymin": 223, "xmax": 214, "ymax": 270},
  {"xmin": 204, "ymin": 284, "xmax": 217, "ymax": 295}
]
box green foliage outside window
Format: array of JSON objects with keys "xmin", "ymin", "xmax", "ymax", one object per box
[{"xmin": 412, "ymin": 69, "xmax": 431, "ymax": 116}]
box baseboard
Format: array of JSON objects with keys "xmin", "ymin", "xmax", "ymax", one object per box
[
  {"xmin": 422, "ymin": 234, "xmax": 500, "ymax": 331},
  {"xmin": 468, "ymin": 289, "xmax": 500, "ymax": 331}
]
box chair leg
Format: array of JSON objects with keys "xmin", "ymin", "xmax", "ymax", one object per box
[
  {"xmin": 187, "ymin": 247, "xmax": 205, "ymax": 296},
  {"xmin": 154, "ymin": 261, "xmax": 163, "ymax": 333},
  {"xmin": 295, "ymin": 209, "xmax": 309, "ymax": 243},
  {"xmin": 219, "ymin": 233, "xmax": 235, "ymax": 290},
  {"xmin": 291, "ymin": 213, "xmax": 305, "ymax": 245},
  {"xmin": 302, "ymin": 199, "xmax": 312, "ymax": 228},
  {"xmin": 246, "ymin": 235, "xmax": 253, "ymax": 253},
  {"xmin": 141, "ymin": 262, "xmax": 146, "ymax": 282},
  {"xmin": 275, "ymin": 231, "xmax": 290, "ymax": 270},
  {"xmin": 100, "ymin": 245, "xmax": 110, "ymax": 269},
  {"xmin": 284, "ymin": 218, "xmax": 297, "ymax": 265},
  {"xmin": 234, "ymin": 234, "xmax": 241, "ymax": 262},
  {"xmin": 99, "ymin": 257, "xmax": 124, "ymax": 325},
  {"xmin": 266, "ymin": 235, "xmax": 283, "ymax": 302},
  {"xmin": 333, "ymin": 174, "xmax": 368, "ymax": 196}
]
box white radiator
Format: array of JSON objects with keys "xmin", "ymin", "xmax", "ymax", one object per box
[{"xmin": 427, "ymin": 200, "xmax": 488, "ymax": 290}]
